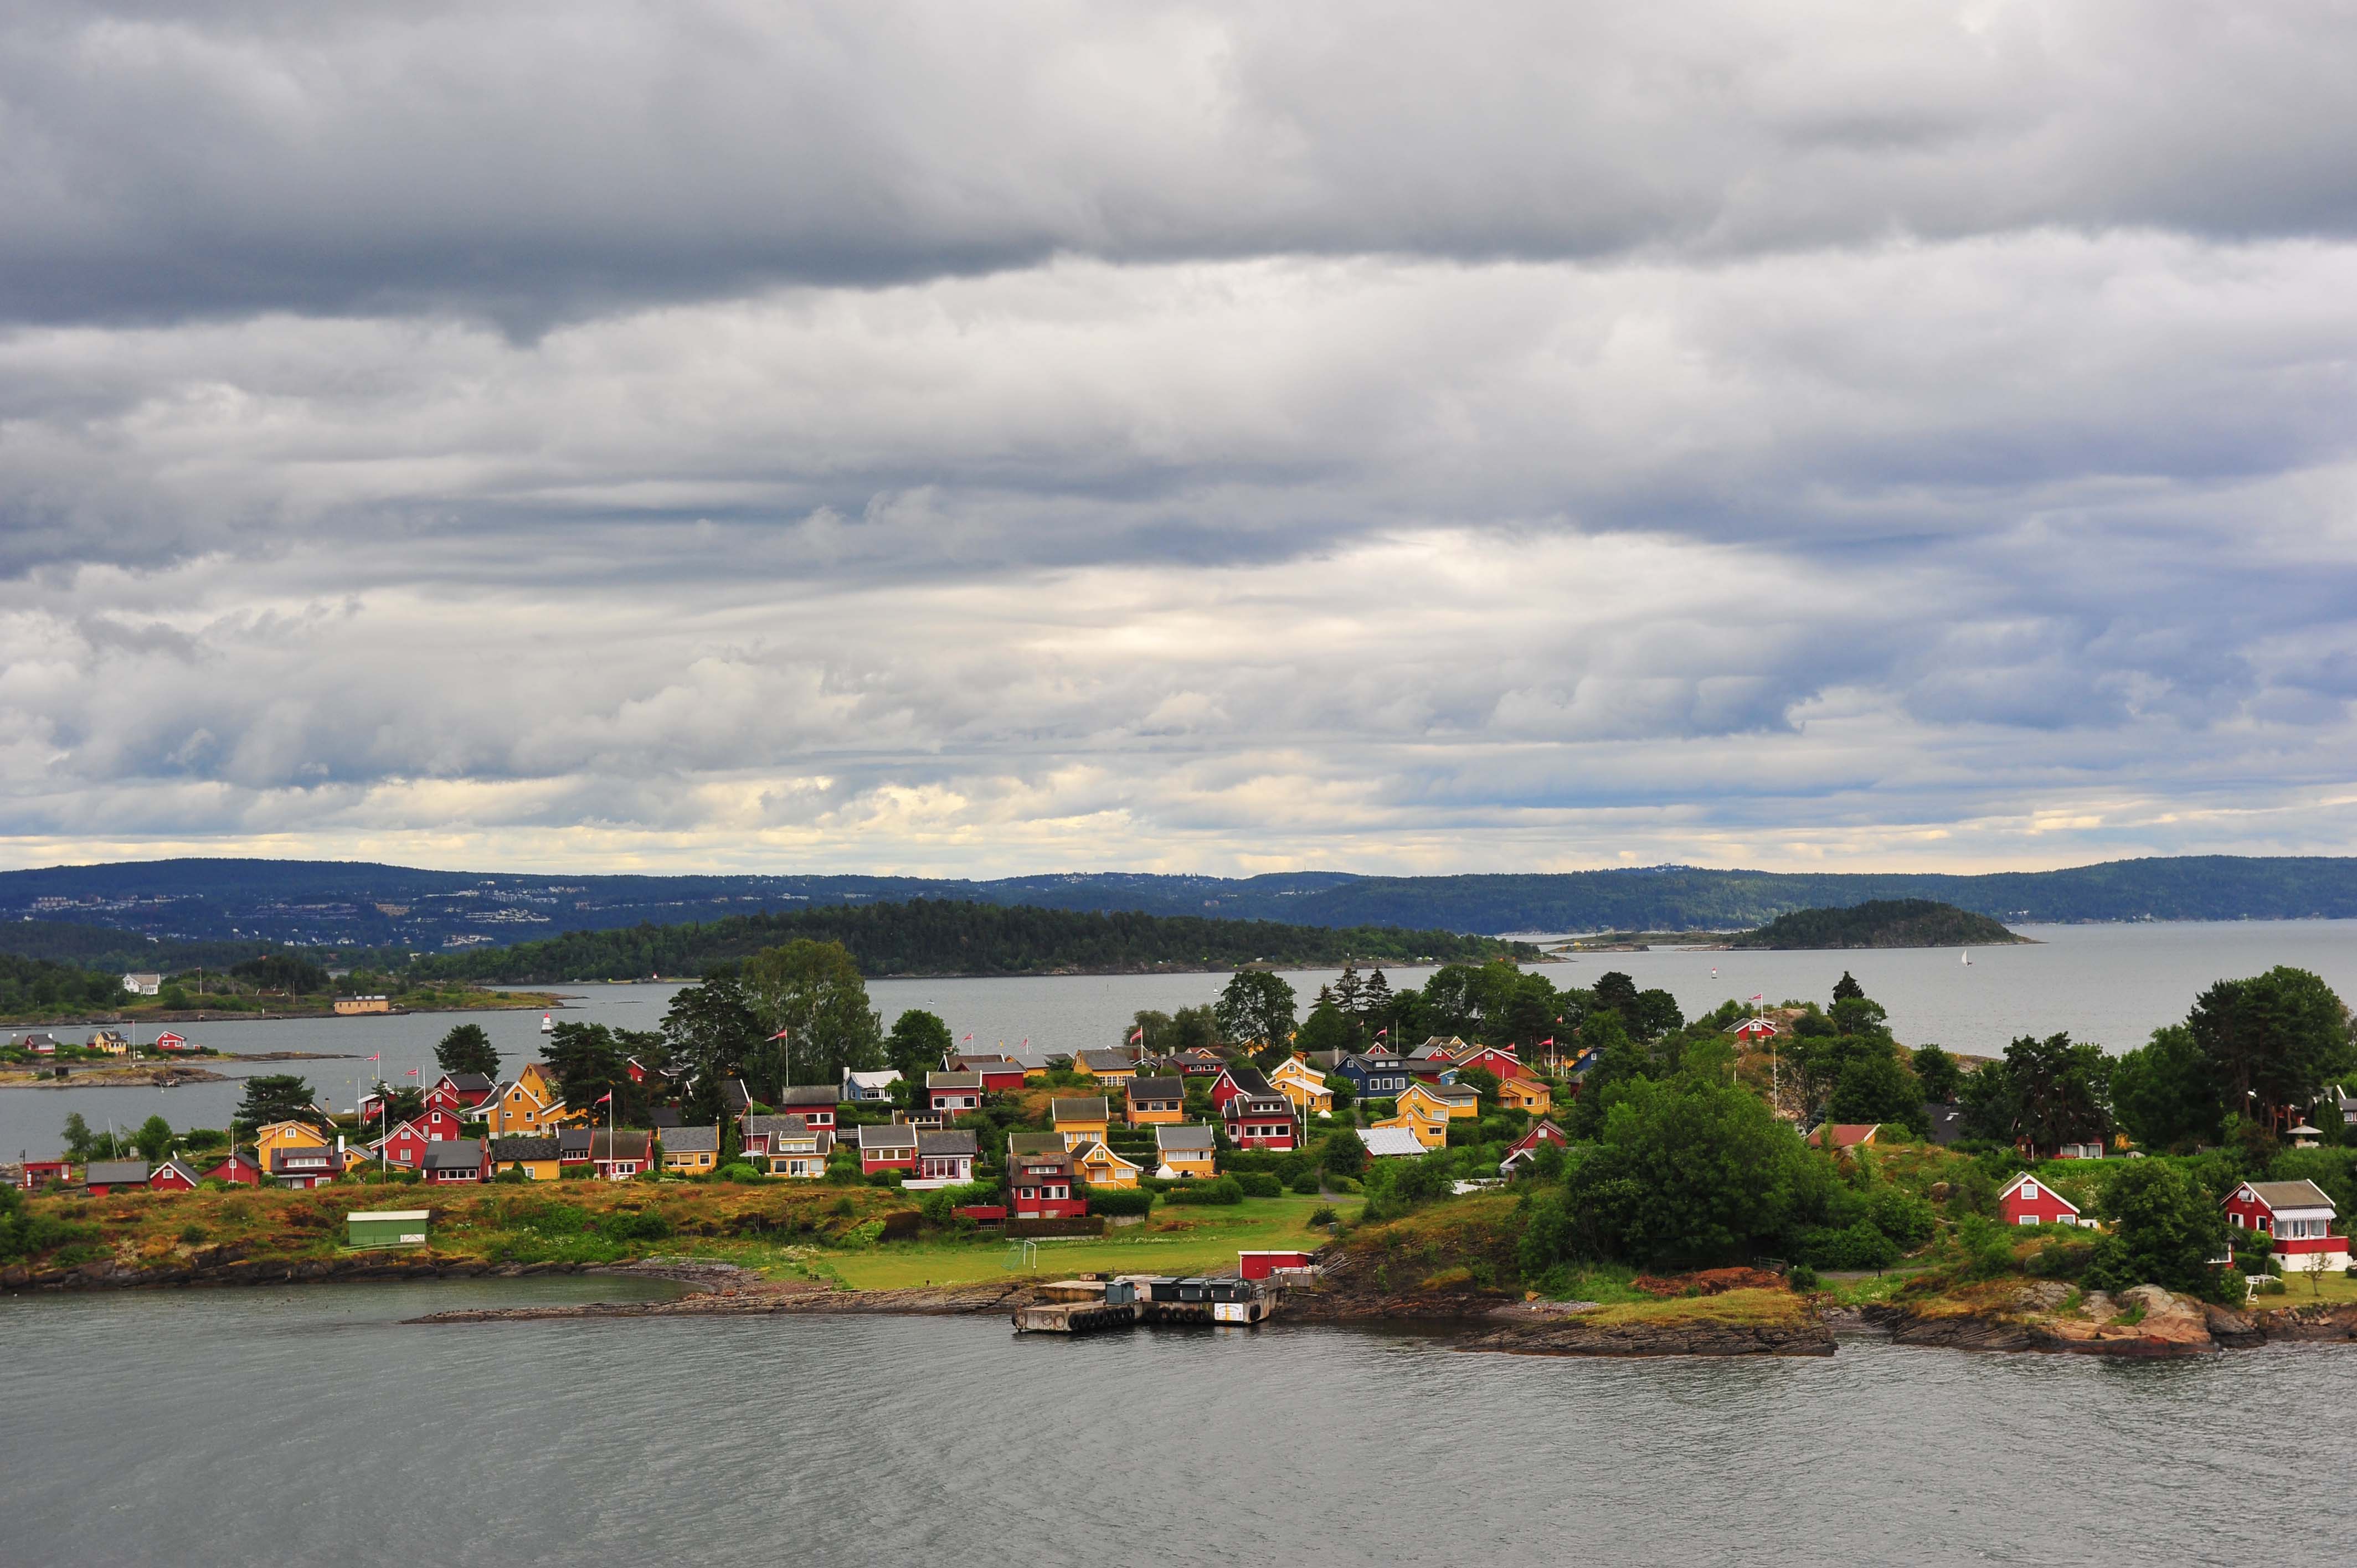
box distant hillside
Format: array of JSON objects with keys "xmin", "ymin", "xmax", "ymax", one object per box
[
  {"xmin": 408, "ymin": 900, "xmax": 1529, "ymax": 982},
  {"xmin": 3, "ymin": 853, "xmax": 2355, "ymax": 947},
  {"xmin": 0, "ymin": 918, "xmax": 316, "ymax": 975},
  {"xmin": 1727, "ymin": 900, "xmax": 2026, "ymax": 950}
]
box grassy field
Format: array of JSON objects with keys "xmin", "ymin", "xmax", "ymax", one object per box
[{"xmin": 823, "ymin": 1193, "xmax": 1356, "ymax": 1289}]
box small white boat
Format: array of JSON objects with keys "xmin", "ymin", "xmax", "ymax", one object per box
[{"xmin": 1960, "ymin": 951, "xmax": 1971, "ymax": 966}]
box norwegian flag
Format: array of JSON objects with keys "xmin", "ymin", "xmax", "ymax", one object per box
[
  {"xmin": 1538, "ymin": 1037, "xmax": 1555, "ymax": 1048},
  {"xmin": 595, "ymin": 1091, "xmax": 614, "ymax": 1106},
  {"xmin": 367, "ymin": 1054, "xmax": 380, "ymax": 1064},
  {"xmin": 404, "ymin": 1067, "xmax": 419, "ymax": 1078},
  {"xmin": 1129, "ymin": 1028, "xmax": 1145, "ymax": 1044},
  {"xmin": 1750, "ymin": 994, "xmax": 1764, "ymax": 1005},
  {"xmin": 769, "ymin": 1028, "xmax": 791, "ymax": 1040}
]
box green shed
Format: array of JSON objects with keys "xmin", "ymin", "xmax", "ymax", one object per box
[{"xmin": 346, "ymin": 1209, "xmax": 430, "ymax": 1250}]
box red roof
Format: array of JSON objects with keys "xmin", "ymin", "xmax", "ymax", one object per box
[{"xmin": 1813, "ymin": 1123, "xmax": 1879, "ymax": 1150}]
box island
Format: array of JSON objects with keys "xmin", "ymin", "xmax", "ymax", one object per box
[{"xmin": 1725, "ymin": 899, "xmax": 2029, "ymax": 950}]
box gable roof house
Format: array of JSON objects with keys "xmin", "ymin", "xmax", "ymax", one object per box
[
  {"xmin": 490, "ymin": 1136, "xmax": 563, "ymax": 1180},
  {"xmin": 1222, "ymin": 1089, "xmax": 1297, "ymax": 1151},
  {"xmin": 558, "ymin": 1128, "xmax": 597, "ymax": 1164},
  {"xmin": 200, "ymin": 1152, "xmax": 263, "ymax": 1187},
  {"xmin": 1073, "ymin": 1050, "xmax": 1144, "ymax": 1085},
  {"xmin": 147, "ymin": 1158, "xmax": 205, "ymax": 1193},
  {"xmin": 1005, "ymin": 1145, "xmax": 1086, "ymax": 1220},
  {"xmin": 773, "ymin": 1085, "xmax": 841, "ymax": 1129},
  {"xmin": 1074, "ymin": 1139, "xmax": 1144, "ymax": 1189},
  {"xmin": 842, "ymin": 1069, "xmax": 901, "ymax": 1102},
  {"xmin": 1499, "ymin": 1120, "xmax": 1569, "ymax": 1175},
  {"xmin": 742, "ymin": 1114, "xmax": 815, "ymax": 1157},
  {"xmin": 927, "ymin": 1071, "xmax": 986, "ymax": 1121},
  {"xmin": 1268, "ymin": 1058, "xmax": 1332, "ymax": 1115},
  {"xmin": 856, "ymin": 1123, "xmax": 920, "ymax": 1175},
  {"xmin": 1124, "ymin": 1076, "xmax": 1187, "ymax": 1127},
  {"xmin": 1397, "ymin": 1081, "xmax": 1480, "ymax": 1123},
  {"xmin": 1210, "ymin": 1064, "xmax": 1276, "ymax": 1112},
  {"xmin": 950, "ymin": 1056, "xmax": 1031, "ymax": 1092},
  {"xmin": 764, "ymin": 1121, "xmax": 833, "ymax": 1179},
  {"xmin": 1335, "ymin": 1054, "xmax": 1413, "ymax": 1099},
  {"xmin": 1998, "ymin": 1172, "xmax": 2085, "ymax": 1227},
  {"xmin": 1154, "ymin": 1122, "xmax": 1218, "ymax": 1179},
  {"xmin": 422, "ymin": 1139, "xmax": 490, "ymax": 1184},
  {"xmin": 2225, "ymin": 1179, "xmax": 2350, "ymax": 1272},
  {"xmin": 269, "ymin": 1144, "xmax": 340, "ymax": 1188},
  {"xmin": 1052, "ymin": 1097, "xmax": 1111, "ymax": 1151},
  {"xmin": 660, "ymin": 1124, "xmax": 723, "ymax": 1174},
  {"xmin": 83, "ymin": 1159, "xmax": 152, "ymax": 1194},
  {"xmin": 589, "ymin": 1129, "xmax": 653, "ymax": 1180},
  {"xmin": 1494, "ymin": 1075, "xmax": 1552, "ymax": 1115},
  {"xmin": 425, "ymin": 1072, "xmax": 497, "ymax": 1112},
  {"xmin": 485, "ymin": 1065, "xmax": 569, "ymax": 1138},
  {"xmin": 18, "ymin": 1157, "xmax": 74, "ymax": 1189},
  {"xmin": 912, "ymin": 1128, "xmax": 979, "ymax": 1188}
]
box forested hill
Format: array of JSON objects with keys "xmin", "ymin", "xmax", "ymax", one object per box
[
  {"xmin": 1727, "ymin": 900, "xmax": 2026, "ymax": 950},
  {"xmin": 7, "ymin": 853, "xmax": 2357, "ymax": 948},
  {"xmin": 408, "ymin": 901, "xmax": 1531, "ymax": 982}
]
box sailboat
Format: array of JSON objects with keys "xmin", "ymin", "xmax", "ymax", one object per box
[{"xmin": 1960, "ymin": 950, "xmax": 1972, "ymax": 966}]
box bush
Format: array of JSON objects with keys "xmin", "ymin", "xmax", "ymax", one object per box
[
  {"xmin": 1798, "ymin": 1220, "xmax": 1900, "ymax": 1271},
  {"xmin": 1788, "ymin": 1263, "xmax": 1820, "ymax": 1291},
  {"xmin": 1164, "ymin": 1177, "xmax": 1244, "ymax": 1206},
  {"xmin": 1308, "ymin": 1205, "xmax": 1339, "ymax": 1226},
  {"xmin": 1233, "ymin": 1172, "xmax": 1283, "ymax": 1198},
  {"xmin": 1324, "ymin": 1175, "xmax": 1362, "ymax": 1194},
  {"xmin": 1287, "ymin": 1170, "xmax": 1321, "ymax": 1195},
  {"xmin": 718, "ymin": 1162, "xmax": 764, "ymax": 1183},
  {"xmin": 1089, "ymin": 1186, "xmax": 1155, "ymax": 1216},
  {"xmin": 599, "ymin": 1210, "xmax": 673, "ymax": 1243}
]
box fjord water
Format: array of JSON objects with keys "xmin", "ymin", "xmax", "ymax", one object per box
[
  {"xmin": 9, "ymin": 918, "xmax": 2357, "ymax": 1158},
  {"xmin": 3, "ymin": 1278, "xmax": 2354, "ymax": 1568}
]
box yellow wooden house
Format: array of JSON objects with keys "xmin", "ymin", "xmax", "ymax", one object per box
[
  {"xmin": 1397, "ymin": 1081, "xmax": 1481, "ymax": 1125},
  {"xmin": 489, "ymin": 1136, "xmax": 562, "ymax": 1180},
  {"xmin": 1124, "ymin": 1076, "xmax": 1187, "ymax": 1127},
  {"xmin": 1073, "ymin": 1139, "xmax": 1143, "ymax": 1189},
  {"xmin": 1155, "ymin": 1123, "xmax": 1218, "ymax": 1179},
  {"xmin": 1495, "ymin": 1075, "xmax": 1553, "ymax": 1115},
  {"xmin": 1372, "ymin": 1105, "xmax": 1450, "ymax": 1151},
  {"xmin": 1051, "ymin": 1096, "xmax": 1110, "ymax": 1151},
  {"xmin": 486, "ymin": 1062, "xmax": 579, "ymax": 1138},
  {"xmin": 1072, "ymin": 1050, "xmax": 1143, "ymax": 1086},
  {"xmin": 254, "ymin": 1119, "xmax": 331, "ymax": 1167},
  {"xmin": 1270, "ymin": 1057, "xmax": 1332, "ymax": 1115}
]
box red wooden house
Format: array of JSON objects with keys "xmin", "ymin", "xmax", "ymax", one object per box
[
  {"xmin": 774, "ymin": 1086, "xmax": 840, "ymax": 1131},
  {"xmin": 373, "ymin": 1118, "xmax": 435, "ymax": 1171},
  {"xmin": 406, "ymin": 1106, "xmax": 468, "ymax": 1142},
  {"xmin": 1499, "ymin": 1119, "xmax": 1569, "ymax": 1175},
  {"xmin": 1998, "ymin": 1172, "xmax": 2082, "ymax": 1227},
  {"xmin": 200, "ymin": 1152, "xmax": 263, "ymax": 1187},
  {"xmin": 1729, "ymin": 1017, "xmax": 1780, "ymax": 1045},
  {"xmin": 269, "ymin": 1146, "xmax": 339, "ymax": 1188},
  {"xmin": 856, "ymin": 1124, "xmax": 919, "ymax": 1175},
  {"xmin": 83, "ymin": 1160, "xmax": 150, "ymax": 1194},
  {"xmin": 1210, "ymin": 1064, "xmax": 1276, "ymax": 1112},
  {"xmin": 950, "ymin": 1056, "xmax": 1028, "ymax": 1092},
  {"xmin": 17, "ymin": 1157, "xmax": 72, "ymax": 1189},
  {"xmin": 146, "ymin": 1158, "xmax": 204, "ymax": 1193},
  {"xmin": 1006, "ymin": 1146, "xmax": 1087, "ymax": 1220},
  {"xmin": 425, "ymin": 1072, "xmax": 496, "ymax": 1113},
  {"xmin": 153, "ymin": 1030, "xmax": 194, "ymax": 1053},
  {"xmin": 1222, "ymin": 1090, "xmax": 1297, "ymax": 1151},
  {"xmin": 1169, "ymin": 1049, "xmax": 1228, "ymax": 1080},
  {"xmin": 1452, "ymin": 1045, "xmax": 1525, "ymax": 1080},
  {"xmin": 2225, "ymin": 1180, "xmax": 2350, "ymax": 1272},
  {"xmin": 624, "ymin": 1056, "xmax": 666, "ymax": 1086},
  {"xmin": 927, "ymin": 1071, "xmax": 985, "ymax": 1120}
]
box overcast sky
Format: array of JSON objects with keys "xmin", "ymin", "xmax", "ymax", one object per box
[{"xmin": 4, "ymin": 0, "xmax": 2356, "ymax": 878}]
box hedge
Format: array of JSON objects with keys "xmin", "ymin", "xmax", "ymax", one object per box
[
  {"xmin": 1089, "ymin": 1186, "xmax": 1156, "ymax": 1216},
  {"xmin": 1164, "ymin": 1177, "xmax": 1244, "ymax": 1206}
]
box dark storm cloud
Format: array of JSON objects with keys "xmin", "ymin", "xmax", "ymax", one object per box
[{"xmin": 6, "ymin": 1, "xmax": 2357, "ymax": 327}]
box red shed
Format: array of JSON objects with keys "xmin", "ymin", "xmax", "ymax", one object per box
[
  {"xmin": 1238, "ymin": 1250, "xmax": 1314, "ymax": 1281},
  {"xmin": 17, "ymin": 1157, "xmax": 72, "ymax": 1189},
  {"xmin": 1998, "ymin": 1172, "xmax": 2081, "ymax": 1227},
  {"xmin": 153, "ymin": 1031, "xmax": 193, "ymax": 1052},
  {"xmin": 147, "ymin": 1158, "xmax": 204, "ymax": 1193},
  {"xmin": 200, "ymin": 1152, "xmax": 262, "ymax": 1187}
]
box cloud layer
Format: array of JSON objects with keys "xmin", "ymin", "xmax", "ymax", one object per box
[{"xmin": 3, "ymin": 2, "xmax": 2355, "ymax": 875}]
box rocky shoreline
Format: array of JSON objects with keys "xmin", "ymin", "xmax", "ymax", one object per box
[{"xmin": 0, "ymin": 1062, "xmax": 232, "ymax": 1090}]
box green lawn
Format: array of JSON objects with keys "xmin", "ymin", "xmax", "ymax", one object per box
[{"xmin": 824, "ymin": 1193, "xmax": 1356, "ymax": 1290}]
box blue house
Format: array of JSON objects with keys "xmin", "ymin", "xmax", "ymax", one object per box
[{"xmin": 1336, "ymin": 1053, "xmax": 1414, "ymax": 1098}]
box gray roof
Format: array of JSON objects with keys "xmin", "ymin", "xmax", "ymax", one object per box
[
  {"xmin": 491, "ymin": 1137, "xmax": 560, "ymax": 1160},
  {"xmin": 1221, "ymin": 1065, "xmax": 1275, "ymax": 1096},
  {"xmin": 440, "ymin": 1072, "xmax": 495, "ymax": 1092},
  {"xmin": 1052, "ymin": 1097, "xmax": 1109, "ymax": 1122},
  {"xmin": 1155, "ymin": 1124, "xmax": 1217, "ymax": 1151},
  {"xmin": 776, "ymin": 1085, "xmax": 839, "ymax": 1107},
  {"xmin": 745, "ymin": 1114, "xmax": 812, "ymax": 1139},
  {"xmin": 649, "ymin": 1107, "xmax": 682, "ymax": 1127},
  {"xmin": 1078, "ymin": 1050, "xmax": 1141, "ymax": 1071},
  {"xmin": 157, "ymin": 1158, "xmax": 204, "ymax": 1185},
  {"xmin": 423, "ymin": 1140, "xmax": 486, "ymax": 1172},
  {"xmin": 1007, "ymin": 1131, "xmax": 1066, "ymax": 1157},
  {"xmin": 917, "ymin": 1128, "xmax": 977, "ymax": 1157},
  {"xmin": 589, "ymin": 1129, "xmax": 653, "ymax": 1159},
  {"xmin": 1417, "ymin": 1083, "xmax": 1480, "ymax": 1103},
  {"xmin": 85, "ymin": 1159, "xmax": 151, "ymax": 1184},
  {"xmin": 2246, "ymin": 1179, "xmax": 2337, "ymax": 1211},
  {"xmin": 559, "ymin": 1128, "xmax": 595, "ymax": 1156},
  {"xmin": 857, "ymin": 1123, "xmax": 919, "ymax": 1152},
  {"xmin": 722, "ymin": 1079, "xmax": 752, "ymax": 1112},
  {"xmin": 662, "ymin": 1124, "xmax": 721, "ymax": 1154},
  {"xmin": 927, "ymin": 1071, "xmax": 982, "ymax": 1091},
  {"xmin": 1126, "ymin": 1076, "xmax": 1185, "ymax": 1101}
]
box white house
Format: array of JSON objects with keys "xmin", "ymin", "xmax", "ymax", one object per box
[
  {"xmin": 122, "ymin": 972, "xmax": 161, "ymax": 996},
  {"xmin": 842, "ymin": 1068, "xmax": 901, "ymax": 1102}
]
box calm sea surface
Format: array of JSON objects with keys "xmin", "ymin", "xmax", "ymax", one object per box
[
  {"xmin": 8, "ymin": 917, "xmax": 2357, "ymax": 1159},
  {"xmin": 2, "ymin": 1277, "xmax": 2353, "ymax": 1567}
]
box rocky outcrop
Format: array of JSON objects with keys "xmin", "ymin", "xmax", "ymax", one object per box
[
  {"xmin": 1864, "ymin": 1281, "xmax": 2251, "ymax": 1357},
  {"xmin": 2251, "ymin": 1301, "xmax": 2357, "ymax": 1342},
  {"xmin": 1458, "ymin": 1316, "xmax": 1834, "ymax": 1358}
]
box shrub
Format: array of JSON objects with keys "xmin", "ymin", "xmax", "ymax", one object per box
[
  {"xmin": 599, "ymin": 1210, "xmax": 672, "ymax": 1244},
  {"xmin": 1324, "ymin": 1175, "xmax": 1362, "ymax": 1194},
  {"xmin": 1089, "ymin": 1186, "xmax": 1155, "ymax": 1216},
  {"xmin": 1164, "ymin": 1177, "xmax": 1244, "ymax": 1206},
  {"xmin": 1287, "ymin": 1170, "xmax": 1322, "ymax": 1195},
  {"xmin": 1308, "ymin": 1205, "xmax": 1339, "ymax": 1226},
  {"xmin": 177, "ymin": 1223, "xmax": 208, "ymax": 1245},
  {"xmin": 1788, "ymin": 1263, "xmax": 1820, "ymax": 1290},
  {"xmin": 1233, "ymin": 1172, "xmax": 1283, "ymax": 1198},
  {"xmin": 718, "ymin": 1163, "xmax": 764, "ymax": 1183}
]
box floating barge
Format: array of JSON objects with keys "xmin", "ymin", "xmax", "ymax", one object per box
[{"xmin": 1012, "ymin": 1275, "xmax": 1277, "ymax": 1333}]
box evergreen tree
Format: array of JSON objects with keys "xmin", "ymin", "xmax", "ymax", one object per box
[
  {"xmin": 1332, "ymin": 963, "xmax": 1365, "ymax": 1015},
  {"xmin": 1833, "ymin": 971, "xmax": 1865, "ymax": 1004},
  {"xmin": 1361, "ymin": 968, "xmax": 1392, "ymax": 1020},
  {"xmin": 60, "ymin": 1112, "xmax": 93, "ymax": 1159},
  {"xmin": 434, "ymin": 1023, "xmax": 502, "ymax": 1079},
  {"xmin": 235, "ymin": 1074, "xmax": 322, "ymax": 1133}
]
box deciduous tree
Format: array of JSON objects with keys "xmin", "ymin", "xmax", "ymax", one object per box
[
  {"xmin": 739, "ymin": 940, "xmax": 884, "ymax": 1089},
  {"xmin": 1214, "ymin": 969, "xmax": 1297, "ymax": 1050}
]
